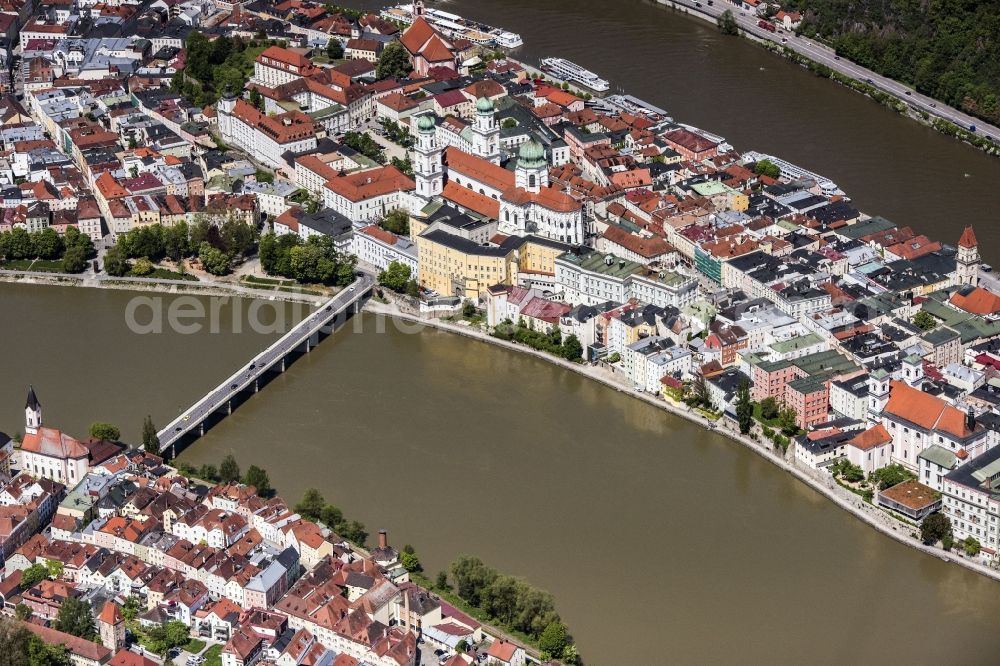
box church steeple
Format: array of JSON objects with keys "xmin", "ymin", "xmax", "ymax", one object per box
[
  {"xmin": 413, "ymin": 113, "xmax": 443, "ymax": 200},
  {"xmin": 471, "ymin": 97, "xmax": 500, "ymax": 165},
  {"xmin": 25, "ymin": 386, "xmax": 41, "ymax": 436},
  {"xmin": 956, "ymin": 225, "xmax": 980, "ymax": 287}
]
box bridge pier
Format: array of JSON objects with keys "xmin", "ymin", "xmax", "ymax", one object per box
[
  {"xmin": 228, "ymin": 400, "xmax": 232, "ymax": 415},
  {"xmin": 199, "ymin": 421, "xmax": 205, "ymax": 436}
]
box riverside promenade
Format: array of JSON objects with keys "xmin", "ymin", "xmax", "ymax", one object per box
[{"xmin": 364, "ymin": 298, "xmax": 1000, "ymax": 585}]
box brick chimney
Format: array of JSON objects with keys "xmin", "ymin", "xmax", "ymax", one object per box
[{"xmin": 378, "ymin": 529, "xmax": 387, "ymax": 549}]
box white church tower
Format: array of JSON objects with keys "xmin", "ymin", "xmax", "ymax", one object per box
[
  {"xmin": 471, "ymin": 97, "xmax": 500, "ymax": 165},
  {"xmin": 216, "ymin": 86, "xmax": 238, "ymax": 146},
  {"xmin": 413, "ymin": 113, "xmax": 443, "ymax": 200},
  {"xmin": 867, "ymin": 368, "xmax": 889, "ymax": 426},
  {"xmin": 956, "ymin": 225, "xmax": 980, "ymax": 287},
  {"xmin": 25, "ymin": 386, "xmax": 41, "ymax": 436},
  {"xmin": 514, "ymin": 139, "xmax": 548, "ymax": 193}
]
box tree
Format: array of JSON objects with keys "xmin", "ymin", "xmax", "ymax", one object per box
[
  {"xmin": 54, "ymin": 597, "xmax": 96, "ymax": 640},
  {"xmin": 20, "ymin": 563, "xmax": 49, "ymax": 588},
  {"xmin": 142, "ymin": 415, "xmax": 159, "ymax": 453},
  {"xmin": 199, "ymin": 242, "xmax": 231, "ymax": 276},
  {"xmin": 735, "ymin": 379, "xmax": 753, "ymax": 434},
  {"xmin": 220, "ymin": 454, "xmax": 241, "ymax": 483},
  {"xmin": 718, "ymin": 9, "xmax": 739, "ymax": 35},
  {"xmin": 295, "ymin": 488, "xmax": 326, "ymax": 522},
  {"xmin": 400, "ymin": 549, "xmax": 422, "ymax": 573},
  {"xmin": 122, "ymin": 596, "xmax": 142, "ymax": 622},
  {"xmin": 248, "ymin": 87, "xmax": 264, "ymax": 111},
  {"xmin": 450, "ymin": 556, "xmax": 498, "ymax": 608},
  {"xmin": 920, "ymin": 512, "xmax": 952, "ymax": 545},
  {"xmin": 376, "ymin": 42, "xmax": 412, "ymax": 80},
  {"xmin": 163, "ymin": 222, "xmax": 190, "ymax": 261},
  {"xmin": 539, "ymin": 621, "xmax": 570, "ymax": 660},
  {"xmin": 561, "ymin": 334, "xmax": 583, "ymax": 361},
  {"xmin": 454, "ymin": 639, "xmax": 468, "ymax": 653},
  {"xmin": 31, "ymin": 228, "xmax": 63, "ymax": 260},
  {"xmin": 103, "ymin": 245, "xmax": 129, "ymax": 276},
  {"xmin": 379, "ymin": 209, "xmax": 409, "ymax": 236},
  {"xmin": 378, "ymin": 261, "xmax": 411, "ymax": 292},
  {"xmin": 319, "ymin": 504, "xmax": 343, "ymax": 529},
  {"xmin": 243, "ymin": 465, "xmax": 272, "ymax": 496},
  {"xmin": 405, "ymin": 279, "xmax": 420, "ymax": 298},
  {"xmin": 912, "ymin": 310, "xmax": 938, "ymax": 331},
  {"xmin": 870, "ymin": 464, "xmax": 913, "ymax": 490},
  {"xmin": 131, "ymin": 257, "xmax": 155, "ymax": 277},
  {"xmin": 777, "ymin": 407, "xmax": 798, "ymax": 435},
  {"xmin": 690, "ymin": 372, "xmax": 710, "ymax": 408},
  {"xmin": 90, "ymin": 422, "xmax": 122, "ymax": 442},
  {"xmin": 501, "ymin": 118, "xmax": 517, "ymax": 129},
  {"xmin": 198, "ymin": 464, "xmax": 218, "ymax": 481},
  {"xmin": 963, "ymin": 537, "xmax": 982, "ymax": 557},
  {"xmin": 28, "ymin": 634, "xmax": 71, "ymax": 666},
  {"xmin": 760, "ymin": 396, "xmax": 780, "ymax": 420},
  {"xmin": 435, "ymin": 570, "xmax": 450, "ymax": 591},
  {"xmin": 61, "ymin": 245, "xmax": 88, "ymax": 273},
  {"xmin": 326, "ymin": 38, "xmax": 343, "ymax": 60},
  {"xmin": 753, "ymin": 159, "xmax": 782, "ymax": 179},
  {"xmin": 14, "ymin": 603, "xmax": 30, "ymax": 620}
]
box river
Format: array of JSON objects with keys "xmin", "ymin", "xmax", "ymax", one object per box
[
  {"xmin": 355, "ymin": 0, "xmax": 1000, "ymax": 263},
  {"xmin": 4, "ymin": 284, "xmax": 998, "ymax": 664},
  {"xmin": 7, "ymin": 3, "xmax": 1000, "ymax": 661}
]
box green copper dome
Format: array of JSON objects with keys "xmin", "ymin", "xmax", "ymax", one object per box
[
  {"xmin": 518, "ymin": 139, "xmax": 545, "ymax": 166},
  {"xmin": 476, "ymin": 96, "xmax": 494, "ymax": 113},
  {"xmin": 416, "ymin": 113, "xmax": 436, "ymax": 132}
]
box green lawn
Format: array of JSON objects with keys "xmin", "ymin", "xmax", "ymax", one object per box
[
  {"xmin": 146, "ymin": 268, "xmax": 199, "ymax": 281},
  {"xmin": 242, "ymin": 275, "xmax": 294, "ymax": 286},
  {"xmin": 202, "ymin": 645, "xmax": 222, "ymax": 666},
  {"xmin": 184, "ymin": 639, "xmax": 207, "ymax": 654},
  {"xmin": 1, "ymin": 259, "xmax": 38, "ymax": 270}
]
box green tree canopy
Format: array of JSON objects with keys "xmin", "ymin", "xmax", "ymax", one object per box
[
  {"xmin": 142, "ymin": 415, "xmax": 159, "ymax": 453},
  {"xmin": 53, "ymin": 598, "xmax": 96, "ymax": 640},
  {"xmin": 378, "ymin": 260, "xmax": 412, "ymax": 292},
  {"xmin": 376, "ymin": 42, "xmax": 412, "ymax": 80},
  {"xmin": 243, "ymin": 465, "xmax": 272, "ymax": 496},
  {"xmin": 220, "ymin": 454, "xmax": 241, "ymax": 483},
  {"xmin": 735, "ymin": 379, "xmax": 753, "ymax": 434},
  {"xmin": 920, "ymin": 512, "xmax": 952, "ymax": 545}
]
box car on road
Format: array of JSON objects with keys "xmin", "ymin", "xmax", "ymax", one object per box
[
  {"xmin": 905, "ymin": 91, "xmax": 911, "ymax": 95},
  {"xmin": 930, "ymin": 103, "xmax": 936, "ymax": 107},
  {"xmin": 231, "ymin": 384, "xmax": 238, "ymax": 389},
  {"xmin": 834, "ymin": 55, "xmax": 840, "ymax": 60},
  {"xmin": 970, "ymin": 124, "xmax": 977, "ymax": 132},
  {"xmin": 865, "ymin": 78, "xmax": 873, "ymax": 83},
  {"xmin": 348, "ymin": 286, "xmax": 356, "ymax": 292},
  {"xmin": 325, "ymin": 306, "xmax": 332, "ymax": 311},
  {"xmin": 250, "ymin": 363, "xmax": 256, "ymax": 369}
]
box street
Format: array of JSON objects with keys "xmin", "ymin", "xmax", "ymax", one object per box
[{"xmin": 665, "ymin": 0, "xmax": 1000, "ymax": 146}]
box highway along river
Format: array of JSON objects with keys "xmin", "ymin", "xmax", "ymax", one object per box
[
  {"xmin": 354, "ymin": 0, "xmax": 1000, "ymax": 262},
  {"xmin": 5, "ymin": 285, "xmax": 997, "ymax": 664}
]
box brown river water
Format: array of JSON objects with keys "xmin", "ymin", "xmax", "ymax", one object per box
[{"xmin": 4, "ymin": 285, "xmax": 1000, "ymax": 664}]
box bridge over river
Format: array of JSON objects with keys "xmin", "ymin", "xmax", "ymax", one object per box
[{"xmin": 156, "ymin": 273, "xmax": 374, "ymax": 457}]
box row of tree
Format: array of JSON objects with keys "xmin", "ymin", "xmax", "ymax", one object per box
[
  {"xmin": 443, "ymin": 556, "xmax": 578, "ymax": 662},
  {"xmin": 0, "ymin": 227, "xmax": 95, "ymax": 272},
  {"xmin": 492, "ymin": 321, "xmax": 584, "ymax": 361},
  {"xmin": 259, "ymin": 232, "xmax": 357, "ymax": 285},
  {"xmin": 294, "ymin": 488, "xmax": 368, "ymax": 546},
  {"xmin": 341, "ymin": 131, "xmax": 386, "ymax": 164},
  {"xmin": 785, "ymin": 0, "xmax": 1000, "ymax": 125},
  {"xmin": 104, "ymin": 216, "xmax": 257, "ymax": 278},
  {"xmin": 175, "ymin": 453, "xmax": 273, "ymax": 497}
]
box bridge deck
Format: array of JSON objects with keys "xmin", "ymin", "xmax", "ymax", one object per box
[{"xmin": 156, "ymin": 274, "xmax": 372, "ymax": 450}]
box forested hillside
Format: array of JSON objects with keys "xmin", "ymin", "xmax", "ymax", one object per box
[{"xmin": 784, "ymin": 0, "xmax": 1000, "ymax": 124}]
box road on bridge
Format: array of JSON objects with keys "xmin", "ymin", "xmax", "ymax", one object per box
[{"xmin": 157, "ymin": 273, "xmax": 374, "ymax": 450}]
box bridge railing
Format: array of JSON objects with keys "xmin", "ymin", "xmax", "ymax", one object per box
[{"xmin": 156, "ymin": 276, "xmax": 371, "ymax": 444}]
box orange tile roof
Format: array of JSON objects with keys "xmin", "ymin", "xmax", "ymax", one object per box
[
  {"xmin": 884, "ymin": 381, "xmax": 976, "ymax": 439},
  {"xmin": 959, "ymin": 225, "xmax": 978, "ymax": 248},
  {"xmin": 20, "ymin": 427, "xmax": 88, "ymax": 459},
  {"xmin": 847, "ymin": 424, "xmax": 892, "ymax": 450},
  {"xmin": 442, "ymin": 181, "xmax": 499, "ymax": 219},
  {"xmin": 949, "ymin": 287, "xmax": 1000, "ymax": 315},
  {"xmin": 324, "ymin": 166, "xmax": 414, "ymax": 202},
  {"xmin": 444, "ymin": 148, "xmax": 514, "ymax": 192}
]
